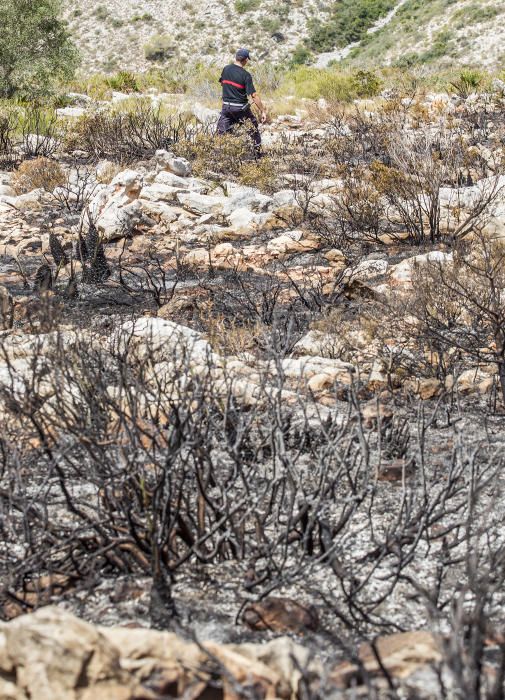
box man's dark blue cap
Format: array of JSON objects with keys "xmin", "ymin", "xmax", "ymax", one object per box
[{"xmin": 236, "ymin": 48, "xmax": 252, "ymax": 61}]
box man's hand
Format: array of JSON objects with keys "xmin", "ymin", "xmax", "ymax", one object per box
[{"xmin": 251, "ymin": 93, "xmax": 268, "ymax": 124}]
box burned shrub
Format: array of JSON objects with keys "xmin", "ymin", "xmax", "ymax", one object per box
[
  {"xmin": 64, "ymin": 104, "xmax": 197, "ymax": 163},
  {"xmin": 11, "ymin": 157, "xmax": 65, "ymax": 194}
]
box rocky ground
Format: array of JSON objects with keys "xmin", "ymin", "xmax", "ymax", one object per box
[{"xmin": 1, "ymin": 87, "xmax": 505, "ymax": 698}]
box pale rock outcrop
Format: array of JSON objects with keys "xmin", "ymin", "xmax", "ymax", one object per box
[
  {"xmin": 5, "ymin": 189, "xmax": 45, "ymax": 212},
  {"xmin": 221, "ymin": 184, "xmax": 273, "ymax": 215},
  {"xmin": 368, "ymin": 358, "xmax": 389, "ymax": 391},
  {"xmin": 446, "ymin": 366, "xmax": 498, "ymax": 395},
  {"xmin": 192, "ymin": 104, "xmax": 220, "ymax": 125},
  {"xmin": 56, "ymin": 106, "xmax": 86, "ymax": 119},
  {"xmin": 404, "ymin": 377, "xmax": 443, "ymax": 400},
  {"xmin": 272, "ymin": 189, "xmax": 298, "ymax": 209},
  {"xmin": 154, "ymin": 170, "xmax": 207, "ymax": 191},
  {"xmin": 85, "ymin": 170, "xmax": 151, "ymax": 241},
  {"xmin": 0, "ymin": 184, "xmax": 16, "ymax": 199},
  {"xmin": 140, "ymin": 183, "xmax": 187, "ymax": 204},
  {"xmin": 324, "ymin": 248, "xmax": 347, "ymax": 267},
  {"xmin": 282, "ymin": 356, "xmax": 355, "ymax": 385},
  {"xmin": 351, "ymin": 258, "xmax": 389, "ymax": 281},
  {"xmin": 332, "ymin": 631, "xmax": 441, "ymax": 688},
  {"xmin": 22, "ymin": 134, "xmax": 60, "ymax": 156},
  {"xmin": 154, "ymin": 149, "xmax": 191, "ymax": 177},
  {"xmin": 389, "ymin": 251, "xmax": 453, "ymax": 287},
  {"xmin": 0, "ymin": 285, "xmax": 13, "ymax": 330},
  {"xmin": 0, "ymin": 606, "xmax": 316, "ymax": 700},
  {"xmin": 267, "ymin": 231, "xmax": 320, "ymax": 256},
  {"xmin": 293, "ymin": 330, "xmax": 344, "ymax": 358},
  {"xmin": 1, "ymin": 607, "xmax": 126, "ymax": 700},
  {"xmin": 226, "ymin": 206, "xmax": 267, "ymax": 235},
  {"xmin": 176, "ymin": 191, "xmax": 226, "ymax": 216},
  {"xmin": 137, "ymin": 198, "xmax": 181, "ymax": 223}
]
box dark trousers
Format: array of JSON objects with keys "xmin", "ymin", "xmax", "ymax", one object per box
[{"xmin": 216, "ymin": 104, "xmax": 261, "ymax": 156}]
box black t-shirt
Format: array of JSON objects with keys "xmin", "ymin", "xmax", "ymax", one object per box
[{"xmin": 219, "ymin": 64, "xmax": 256, "ymax": 104}]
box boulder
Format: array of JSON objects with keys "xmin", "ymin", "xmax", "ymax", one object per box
[
  {"xmin": 85, "ymin": 171, "xmax": 151, "ymax": 241},
  {"xmin": 56, "ymin": 106, "xmax": 86, "ymax": 119},
  {"xmin": 221, "ymin": 185, "xmax": 273, "ymax": 215},
  {"xmin": 2, "ymin": 607, "xmax": 128, "ymax": 700},
  {"xmin": 324, "ymin": 248, "xmax": 347, "ymax": 266},
  {"xmin": 404, "ymin": 377, "xmax": 443, "ymax": 400},
  {"xmin": 109, "ymin": 170, "xmax": 143, "ymax": 197},
  {"xmin": 389, "ymin": 251, "xmax": 453, "ymax": 287},
  {"xmin": 6, "ymin": 190, "xmax": 44, "ymax": 212},
  {"xmin": 351, "ymin": 258, "xmax": 388, "ymax": 280},
  {"xmin": 282, "ymin": 356, "xmax": 355, "ymax": 385},
  {"xmin": 447, "ymin": 367, "xmax": 497, "ymax": 395},
  {"xmin": 267, "ymin": 233, "xmax": 319, "ymax": 256},
  {"xmin": 119, "ymin": 317, "xmax": 212, "ymax": 366},
  {"xmin": 177, "ymin": 191, "xmax": 226, "ymax": 216},
  {"xmin": 154, "ymin": 170, "xmax": 206, "ymax": 191},
  {"xmin": 226, "ymin": 206, "xmax": 264, "ymax": 235},
  {"xmin": 22, "ymin": 134, "xmax": 59, "ymax": 155},
  {"xmin": 0, "ymin": 184, "xmax": 15, "ymax": 198},
  {"xmin": 293, "ymin": 331, "xmax": 344, "ymax": 358},
  {"xmin": 243, "ymin": 597, "xmax": 319, "ymax": 634},
  {"xmin": 140, "ymin": 183, "xmax": 188, "ymax": 204},
  {"xmin": 331, "ymin": 631, "xmax": 441, "ymax": 688},
  {"xmin": 154, "ymin": 149, "xmax": 191, "ymax": 177},
  {"xmin": 272, "ymin": 189, "xmax": 298, "ymax": 209},
  {"xmin": 138, "ymin": 199, "xmax": 181, "ymax": 223},
  {"xmin": 361, "ymin": 400, "xmax": 394, "ymax": 428},
  {"xmin": 0, "ymin": 285, "xmax": 14, "ymax": 330},
  {"xmin": 97, "ymin": 200, "xmax": 146, "ymax": 241},
  {"xmin": 66, "ymin": 92, "xmax": 92, "ymax": 106},
  {"xmin": 0, "ymin": 607, "xmax": 313, "ymax": 700},
  {"xmin": 368, "ymin": 359, "xmax": 389, "ymax": 391},
  {"xmin": 192, "ymin": 104, "xmax": 220, "ymax": 125}
]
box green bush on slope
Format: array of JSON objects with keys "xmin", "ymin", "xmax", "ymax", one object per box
[{"xmin": 308, "ymin": 0, "xmax": 397, "ymax": 52}]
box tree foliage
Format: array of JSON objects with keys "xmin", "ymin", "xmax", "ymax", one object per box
[{"xmin": 0, "ymin": 0, "xmax": 78, "ymax": 99}]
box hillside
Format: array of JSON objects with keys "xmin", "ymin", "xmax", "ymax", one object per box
[
  {"xmin": 63, "ymin": 0, "xmax": 327, "ymax": 73},
  {"xmin": 346, "ymin": 0, "xmax": 505, "ymax": 70},
  {"xmin": 64, "ymin": 0, "xmax": 505, "ymax": 73}
]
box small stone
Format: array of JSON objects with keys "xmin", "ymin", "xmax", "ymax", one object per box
[
  {"xmin": 243, "ymin": 597, "xmax": 319, "ymax": 634},
  {"xmin": 378, "ymin": 458, "xmax": 416, "ymax": 482},
  {"xmin": 361, "ymin": 400, "xmax": 394, "ymax": 429}
]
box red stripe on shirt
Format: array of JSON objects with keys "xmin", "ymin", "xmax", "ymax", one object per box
[{"xmin": 222, "ymin": 79, "xmax": 246, "ymax": 89}]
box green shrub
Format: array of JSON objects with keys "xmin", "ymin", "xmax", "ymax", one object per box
[
  {"xmin": 260, "ymin": 17, "xmax": 281, "ymax": 34},
  {"xmin": 93, "ymin": 5, "xmax": 109, "ymax": 20},
  {"xmin": 279, "ymin": 66, "xmax": 375, "ymax": 102},
  {"xmin": 107, "ymin": 71, "xmax": 140, "ymax": 93},
  {"xmin": 351, "ymin": 69, "xmax": 382, "ymax": 98},
  {"xmin": 144, "ymin": 34, "xmax": 175, "ymax": 62},
  {"xmin": 449, "ymin": 69, "xmax": 484, "ymax": 98},
  {"xmin": 131, "ymin": 12, "xmax": 154, "ymax": 22},
  {"xmin": 290, "ymin": 45, "xmax": 312, "ymax": 67},
  {"xmin": 307, "ymin": 0, "xmax": 397, "ymax": 52},
  {"xmin": 234, "ymin": 0, "xmax": 260, "ymax": 13}
]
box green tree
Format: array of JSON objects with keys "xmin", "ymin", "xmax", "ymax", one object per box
[{"xmin": 0, "ymin": 0, "xmax": 78, "ymax": 99}]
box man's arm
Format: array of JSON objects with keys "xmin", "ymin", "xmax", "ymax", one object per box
[
  {"xmin": 246, "ymin": 73, "xmax": 267, "ymax": 123},
  {"xmin": 250, "ymin": 92, "xmax": 268, "ymax": 123}
]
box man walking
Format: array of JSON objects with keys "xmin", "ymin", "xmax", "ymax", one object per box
[{"xmin": 217, "ymin": 48, "xmax": 268, "ymax": 156}]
